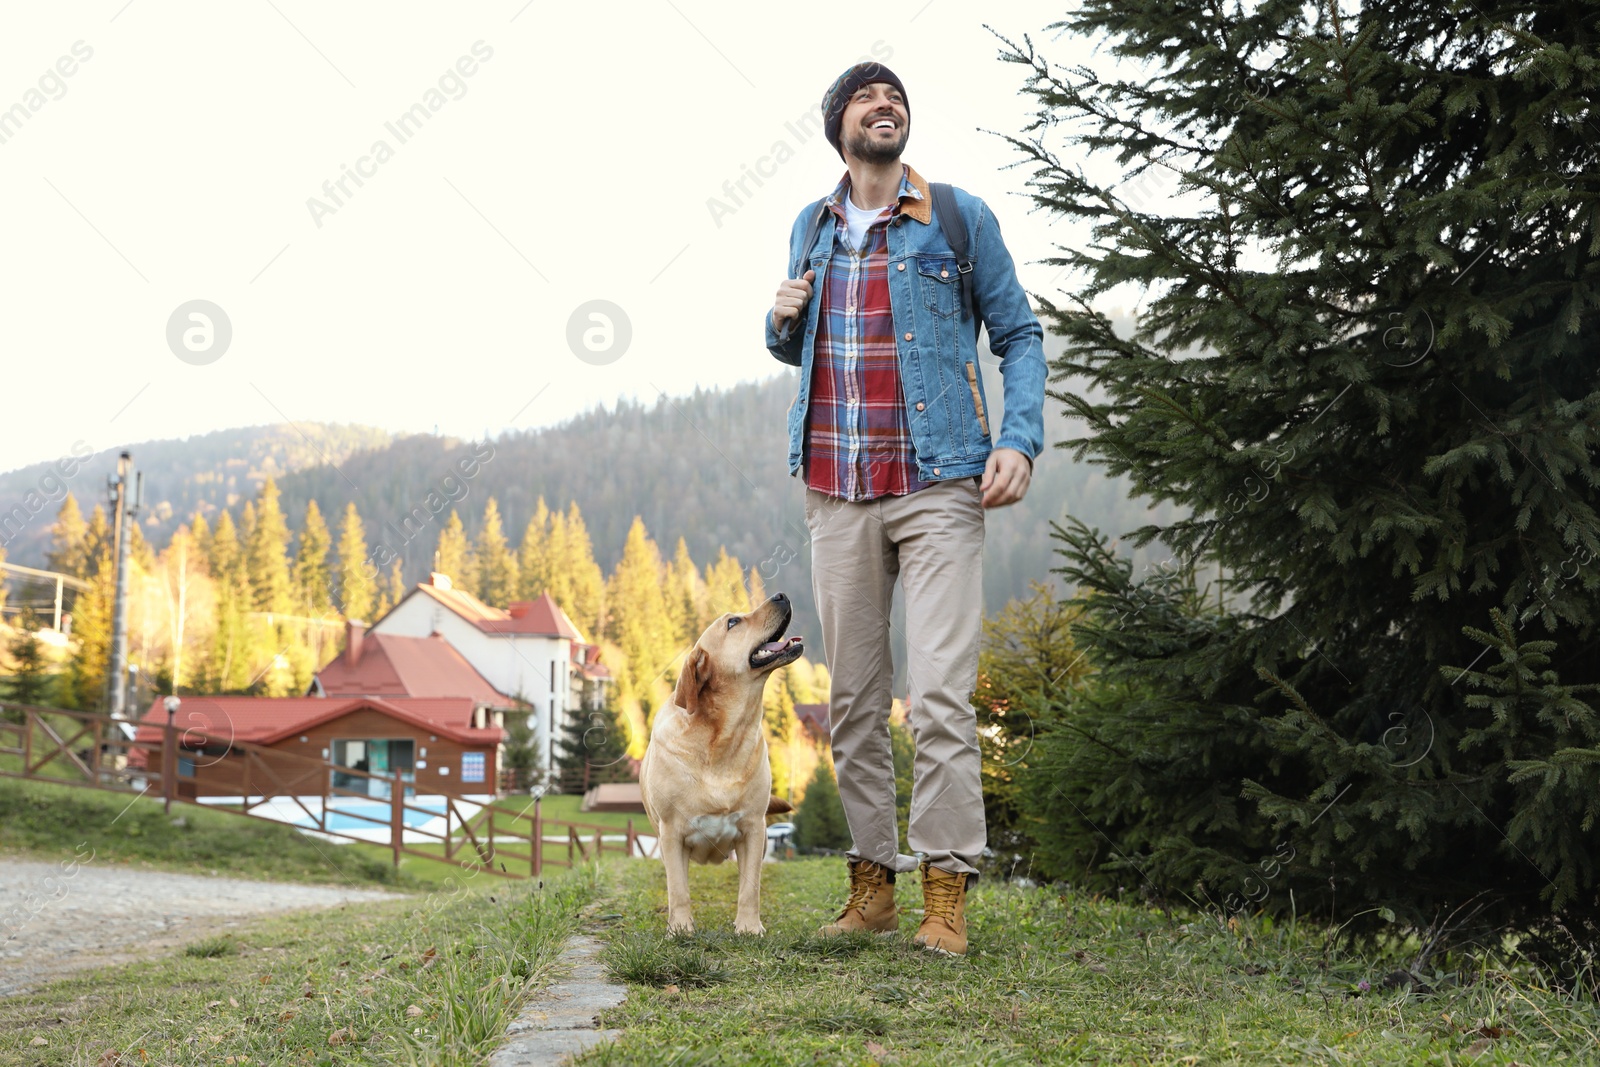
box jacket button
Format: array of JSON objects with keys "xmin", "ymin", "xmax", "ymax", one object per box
[
  {"xmin": 941, "ymin": 269, "xmax": 949, "ymax": 278},
  {"xmin": 933, "ymin": 468, "xmax": 941, "ymax": 475},
  {"xmin": 897, "ymin": 263, "xmax": 905, "ymax": 271},
  {"xmin": 903, "ymin": 332, "xmax": 913, "ymax": 341},
  {"xmin": 915, "ymin": 402, "xmax": 925, "ymax": 411}
]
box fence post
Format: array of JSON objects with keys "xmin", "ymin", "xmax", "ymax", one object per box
[
  {"xmin": 242, "ymin": 753, "xmax": 253, "ymax": 814},
  {"xmin": 486, "ymin": 804, "xmax": 495, "ymax": 866},
  {"xmin": 594, "ymin": 827, "xmax": 602, "ymax": 859},
  {"xmin": 626, "ymin": 817, "xmax": 635, "ymax": 858},
  {"xmin": 531, "ymin": 795, "xmax": 542, "ymax": 880},
  {"xmin": 390, "ymin": 772, "xmax": 404, "ymax": 870},
  {"xmin": 162, "ymin": 717, "xmax": 177, "ymax": 814},
  {"xmin": 90, "ymin": 716, "xmax": 103, "ymax": 783},
  {"xmin": 22, "ymin": 709, "xmax": 33, "ymax": 774}
]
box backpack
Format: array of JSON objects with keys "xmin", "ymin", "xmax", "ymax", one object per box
[{"xmin": 794, "ymin": 181, "xmax": 977, "ymax": 322}]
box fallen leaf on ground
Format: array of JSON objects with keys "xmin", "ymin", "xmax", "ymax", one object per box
[
  {"xmin": 662, "ymin": 984, "xmax": 680, "ymax": 995},
  {"xmin": 405, "ymin": 1005, "xmax": 424, "ymax": 1017},
  {"xmin": 257, "ymin": 974, "xmax": 272, "ymax": 984},
  {"xmin": 96, "ymin": 1051, "xmax": 122, "ymax": 1067},
  {"xmin": 866, "ymin": 1040, "xmax": 889, "ymax": 1059},
  {"xmin": 279, "ymin": 1010, "xmax": 297, "ymax": 1023},
  {"xmin": 30, "ymin": 1037, "xmax": 48, "ymax": 1047},
  {"xmin": 228, "ymin": 997, "xmax": 239, "ymax": 1008},
  {"xmin": 328, "ymin": 1028, "xmax": 351, "ymax": 1046},
  {"xmin": 1466, "ymin": 1038, "xmax": 1494, "ymax": 1057}
]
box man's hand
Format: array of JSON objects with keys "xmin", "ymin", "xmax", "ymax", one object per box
[
  {"xmin": 979, "ymin": 448, "xmax": 1031, "ymax": 508},
  {"xmin": 772, "ymin": 270, "xmax": 816, "ymax": 330}
]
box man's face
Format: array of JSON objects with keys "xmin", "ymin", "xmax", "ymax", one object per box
[{"xmin": 840, "ymin": 81, "xmax": 908, "ymax": 165}]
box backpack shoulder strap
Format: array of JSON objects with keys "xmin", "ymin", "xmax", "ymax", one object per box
[
  {"xmin": 795, "ymin": 197, "xmax": 829, "ymax": 276},
  {"xmin": 929, "ymin": 182, "xmax": 975, "ymax": 321},
  {"xmin": 777, "ymin": 198, "xmax": 830, "ymax": 345}
]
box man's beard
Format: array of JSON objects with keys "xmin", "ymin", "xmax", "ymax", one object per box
[{"xmin": 843, "ymin": 124, "xmax": 908, "ymax": 165}]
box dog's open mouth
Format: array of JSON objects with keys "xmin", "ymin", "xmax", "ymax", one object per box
[{"xmin": 750, "ymin": 615, "xmax": 804, "ymax": 669}]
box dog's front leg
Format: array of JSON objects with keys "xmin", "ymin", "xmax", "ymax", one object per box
[
  {"xmin": 733, "ymin": 819, "xmax": 767, "ymax": 936},
  {"xmin": 659, "ymin": 829, "xmax": 695, "ymax": 936}
]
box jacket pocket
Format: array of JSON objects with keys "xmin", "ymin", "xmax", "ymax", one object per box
[
  {"xmin": 965, "ymin": 361, "xmax": 990, "ymax": 439},
  {"xmin": 917, "ymin": 255, "xmax": 960, "ymax": 319}
]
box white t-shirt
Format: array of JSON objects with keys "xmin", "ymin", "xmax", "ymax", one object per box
[{"xmin": 842, "ymin": 194, "xmax": 889, "ymax": 253}]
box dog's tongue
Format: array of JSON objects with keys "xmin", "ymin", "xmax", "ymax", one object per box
[{"xmin": 758, "ymin": 636, "xmax": 801, "ymax": 653}]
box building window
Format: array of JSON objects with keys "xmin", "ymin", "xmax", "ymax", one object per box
[
  {"xmin": 462, "ymin": 752, "xmax": 486, "ymax": 783},
  {"xmin": 550, "ymin": 659, "xmax": 556, "ymax": 692},
  {"xmin": 330, "ymin": 738, "xmax": 416, "ymax": 798},
  {"xmin": 178, "ymin": 755, "xmax": 195, "ymax": 778}
]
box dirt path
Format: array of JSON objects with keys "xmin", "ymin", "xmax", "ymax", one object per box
[{"xmin": 0, "ymin": 857, "xmax": 401, "ymax": 997}]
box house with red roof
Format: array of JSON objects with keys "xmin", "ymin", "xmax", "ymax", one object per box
[
  {"xmin": 369, "ymin": 574, "xmax": 608, "ymax": 780},
  {"xmin": 130, "ymin": 693, "xmax": 507, "ymax": 801}
]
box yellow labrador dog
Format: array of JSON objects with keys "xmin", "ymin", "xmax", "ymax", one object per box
[{"xmin": 639, "ymin": 592, "xmax": 802, "ymax": 936}]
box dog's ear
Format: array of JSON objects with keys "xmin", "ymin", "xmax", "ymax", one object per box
[{"xmin": 674, "ymin": 646, "xmax": 712, "ymax": 715}]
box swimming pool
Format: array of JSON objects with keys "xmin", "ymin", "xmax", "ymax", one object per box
[{"xmin": 317, "ymin": 800, "xmax": 447, "ymax": 831}]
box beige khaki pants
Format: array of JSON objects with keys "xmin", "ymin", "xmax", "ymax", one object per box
[{"xmin": 805, "ymin": 477, "xmax": 986, "ymax": 876}]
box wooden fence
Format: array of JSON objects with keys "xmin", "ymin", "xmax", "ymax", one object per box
[{"xmin": 0, "ymin": 703, "xmax": 647, "ymax": 879}]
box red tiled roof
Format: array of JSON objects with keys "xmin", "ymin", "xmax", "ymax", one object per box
[
  {"xmin": 413, "ymin": 580, "xmax": 585, "ymax": 642},
  {"xmin": 315, "ymin": 632, "xmax": 512, "ymax": 704},
  {"xmin": 131, "ymin": 695, "xmax": 507, "ymax": 751}
]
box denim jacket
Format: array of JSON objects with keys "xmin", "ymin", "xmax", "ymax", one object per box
[{"xmin": 765, "ymin": 165, "xmax": 1047, "ymax": 482}]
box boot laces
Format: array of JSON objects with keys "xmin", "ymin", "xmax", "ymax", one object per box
[
  {"xmin": 840, "ymin": 863, "xmax": 882, "ymax": 915},
  {"xmin": 924, "ymin": 871, "xmax": 965, "ymax": 924}
]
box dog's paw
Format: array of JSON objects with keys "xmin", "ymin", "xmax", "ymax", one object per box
[
  {"xmin": 666, "ymin": 922, "xmax": 696, "ymax": 938},
  {"xmin": 734, "ymin": 920, "xmax": 766, "ymax": 937}
]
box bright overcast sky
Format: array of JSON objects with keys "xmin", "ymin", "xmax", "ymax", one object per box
[{"xmin": 0, "ymin": 1, "xmax": 1119, "ymax": 475}]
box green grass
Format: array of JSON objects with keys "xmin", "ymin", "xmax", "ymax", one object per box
[
  {"xmin": 0, "ymin": 863, "xmax": 600, "ymax": 1065},
  {"xmin": 0, "ymin": 777, "xmax": 416, "ymax": 888},
  {"xmin": 580, "ymin": 857, "xmax": 1600, "ymax": 1066}
]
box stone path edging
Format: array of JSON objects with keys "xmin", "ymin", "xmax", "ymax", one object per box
[{"xmin": 489, "ymin": 933, "xmax": 626, "ymax": 1066}]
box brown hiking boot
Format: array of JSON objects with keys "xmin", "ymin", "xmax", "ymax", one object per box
[
  {"xmin": 913, "ymin": 862, "xmax": 970, "ymax": 956},
  {"xmin": 818, "ymin": 859, "xmax": 898, "ymax": 936}
]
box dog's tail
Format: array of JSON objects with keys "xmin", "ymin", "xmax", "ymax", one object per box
[{"xmin": 766, "ymin": 795, "xmax": 794, "ymax": 815}]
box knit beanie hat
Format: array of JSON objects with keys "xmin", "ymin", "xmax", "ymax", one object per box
[{"xmin": 822, "ymin": 62, "xmax": 909, "ymax": 160}]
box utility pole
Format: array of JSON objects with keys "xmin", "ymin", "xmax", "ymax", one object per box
[{"xmin": 107, "ymin": 452, "xmax": 141, "ymax": 719}]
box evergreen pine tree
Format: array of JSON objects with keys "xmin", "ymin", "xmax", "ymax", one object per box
[
  {"xmin": 517, "ymin": 497, "xmax": 552, "ymax": 600},
  {"xmin": 434, "ymin": 510, "xmax": 473, "ymax": 594},
  {"xmin": 244, "ymin": 480, "xmax": 293, "ymax": 614},
  {"xmin": 382, "ymin": 558, "xmax": 405, "ymax": 615},
  {"xmin": 554, "ymin": 686, "xmax": 631, "ymax": 788},
  {"xmin": 1002, "ymin": 3, "xmax": 1600, "ymax": 938},
  {"xmin": 205, "ymin": 510, "xmax": 256, "ymax": 692},
  {"xmin": 4, "ymin": 607, "xmax": 57, "ymax": 709},
  {"xmin": 702, "ymin": 548, "xmax": 749, "ymax": 625},
  {"xmin": 189, "ymin": 512, "xmax": 213, "ymax": 564},
  {"xmin": 605, "ymin": 517, "xmax": 676, "ymax": 713},
  {"xmin": 65, "ymin": 506, "xmax": 113, "ymax": 710},
  {"xmin": 793, "ymin": 759, "xmax": 851, "ymax": 851},
  {"xmin": 46, "ymin": 494, "xmax": 89, "ymax": 578},
  {"xmin": 335, "ymin": 503, "xmax": 375, "ymax": 623},
  {"xmin": 665, "ymin": 537, "xmax": 705, "ymax": 646},
  {"xmin": 293, "ymin": 499, "xmax": 334, "ymax": 617},
  {"xmin": 561, "ymin": 503, "xmax": 605, "ymax": 641},
  {"xmin": 474, "ymin": 497, "xmax": 519, "ymax": 608}
]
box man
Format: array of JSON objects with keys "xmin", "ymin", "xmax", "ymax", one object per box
[{"xmin": 765, "ymin": 62, "xmax": 1046, "ymax": 955}]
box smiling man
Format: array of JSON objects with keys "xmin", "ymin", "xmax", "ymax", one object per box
[{"xmin": 764, "ymin": 62, "xmax": 1046, "ymax": 956}]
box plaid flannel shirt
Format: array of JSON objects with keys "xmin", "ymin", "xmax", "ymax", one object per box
[{"xmin": 803, "ymin": 166, "xmax": 931, "ymax": 502}]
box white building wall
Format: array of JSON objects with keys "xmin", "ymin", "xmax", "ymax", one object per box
[{"xmin": 372, "ymin": 594, "xmax": 575, "ymax": 776}]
